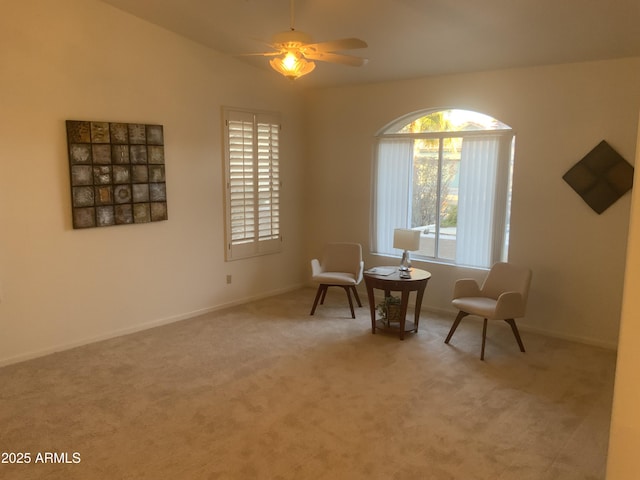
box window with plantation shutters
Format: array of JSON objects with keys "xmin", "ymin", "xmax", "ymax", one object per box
[{"xmin": 223, "ymin": 108, "xmax": 281, "ymax": 260}]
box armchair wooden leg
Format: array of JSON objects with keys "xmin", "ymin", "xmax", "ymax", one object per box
[
  {"xmin": 481, "ymin": 318, "xmax": 488, "ymax": 360},
  {"xmin": 343, "ymin": 286, "xmax": 356, "ymax": 318},
  {"xmin": 504, "ymin": 319, "xmax": 526, "ymax": 353},
  {"xmin": 311, "ymin": 284, "xmax": 361, "ymax": 319},
  {"xmin": 445, "ymin": 311, "xmax": 468, "ymax": 344},
  {"xmin": 351, "ymin": 286, "xmax": 362, "ymax": 307},
  {"xmin": 320, "ymin": 285, "xmax": 328, "ymax": 304},
  {"xmin": 310, "ymin": 285, "xmax": 327, "ymax": 315}
]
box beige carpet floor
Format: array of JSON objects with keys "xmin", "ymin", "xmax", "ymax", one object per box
[{"xmin": 0, "ymin": 287, "xmax": 616, "ymax": 480}]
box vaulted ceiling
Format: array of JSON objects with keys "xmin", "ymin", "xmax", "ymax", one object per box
[{"xmin": 100, "ymin": 0, "xmax": 640, "ymax": 88}]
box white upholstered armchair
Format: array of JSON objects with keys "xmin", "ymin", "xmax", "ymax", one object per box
[
  {"xmin": 444, "ymin": 262, "xmax": 532, "ymax": 360},
  {"xmin": 309, "ymin": 243, "xmax": 364, "ymax": 318}
]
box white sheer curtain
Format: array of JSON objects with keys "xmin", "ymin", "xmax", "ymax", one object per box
[
  {"xmin": 456, "ymin": 136, "xmax": 500, "ymax": 267},
  {"xmin": 374, "ymin": 139, "xmax": 413, "ymax": 255}
]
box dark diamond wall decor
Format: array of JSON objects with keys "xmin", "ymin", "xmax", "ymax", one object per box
[
  {"xmin": 66, "ymin": 120, "xmax": 168, "ymax": 229},
  {"xmin": 562, "ymin": 140, "xmax": 634, "ymax": 214}
]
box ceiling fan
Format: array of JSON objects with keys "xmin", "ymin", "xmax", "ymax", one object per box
[{"xmin": 244, "ymin": 0, "xmax": 368, "ymax": 80}]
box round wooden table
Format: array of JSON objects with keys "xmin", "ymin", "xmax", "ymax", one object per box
[{"xmin": 363, "ymin": 268, "xmax": 431, "ymax": 340}]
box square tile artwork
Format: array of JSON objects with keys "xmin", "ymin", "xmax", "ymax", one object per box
[
  {"xmin": 67, "ymin": 120, "xmax": 168, "ymax": 228},
  {"xmin": 562, "ymin": 140, "xmax": 634, "ymax": 214}
]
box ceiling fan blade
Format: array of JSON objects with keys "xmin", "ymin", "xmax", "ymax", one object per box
[
  {"xmin": 237, "ymin": 51, "xmax": 282, "ymax": 57},
  {"xmin": 302, "ymin": 51, "xmax": 368, "ymax": 67},
  {"xmin": 304, "ymin": 38, "xmax": 368, "ymax": 53}
]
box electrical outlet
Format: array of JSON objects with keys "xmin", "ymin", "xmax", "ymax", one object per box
[{"xmin": 226, "ymin": 275, "xmax": 232, "ymax": 284}]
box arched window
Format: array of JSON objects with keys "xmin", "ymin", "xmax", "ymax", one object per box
[{"xmin": 373, "ymin": 109, "xmax": 514, "ymax": 268}]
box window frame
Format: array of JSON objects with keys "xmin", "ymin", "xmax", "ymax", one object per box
[
  {"xmin": 372, "ymin": 109, "xmax": 515, "ymax": 269},
  {"xmin": 222, "ymin": 107, "xmax": 282, "ymax": 261}
]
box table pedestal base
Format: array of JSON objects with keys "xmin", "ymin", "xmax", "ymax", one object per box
[{"xmin": 374, "ymin": 319, "xmax": 418, "ymax": 336}]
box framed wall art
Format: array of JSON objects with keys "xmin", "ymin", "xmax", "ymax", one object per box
[{"xmin": 66, "ymin": 120, "xmax": 168, "ymax": 229}]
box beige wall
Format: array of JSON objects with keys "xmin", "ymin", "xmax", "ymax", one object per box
[
  {"xmin": 304, "ymin": 58, "xmax": 640, "ymax": 348},
  {"xmin": 606, "ymin": 114, "xmax": 640, "ymax": 479},
  {"xmin": 0, "ymin": 0, "xmax": 308, "ymax": 365}
]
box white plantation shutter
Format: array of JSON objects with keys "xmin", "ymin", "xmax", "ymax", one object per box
[
  {"xmin": 228, "ymin": 113, "xmax": 255, "ymax": 246},
  {"xmin": 224, "ymin": 108, "xmax": 281, "ymax": 260},
  {"xmin": 257, "ymin": 121, "xmax": 280, "ymax": 242}
]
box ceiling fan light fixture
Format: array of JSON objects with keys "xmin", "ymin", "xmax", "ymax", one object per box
[
  {"xmin": 247, "ymin": 0, "xmax": 366, "ymax": 80},
  {"xmin": 269, "ymin": 51, "xmax": 316, "ymax": 80}
]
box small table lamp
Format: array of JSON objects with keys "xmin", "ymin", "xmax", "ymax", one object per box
[{"xmin": 393, "ymin": 228, "xmax": 421, "ymax": 271}]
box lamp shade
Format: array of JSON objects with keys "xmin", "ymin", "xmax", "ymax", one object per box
[{"xmin": 393, "ymin": 228, "xmax": 420, "ymax": 251}]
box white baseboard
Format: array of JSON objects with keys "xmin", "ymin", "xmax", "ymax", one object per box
[
  {"xmin": 312, "ymin": 283, "xmax": 619, "ymax": 350},
  {"xmin": 417, "ymin": 305, "xmax": 618, "ymax": 351},
  {"xmin": 0, "ymin": 283, "xmax": 305, "ymax": 368},
  {"xmin": 2, "ymin": 283, "xmax": 616, "ymax": 367},
  {"xmin": 514, "ymin": 324, "xmax": 618, "ymax": 350}
]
